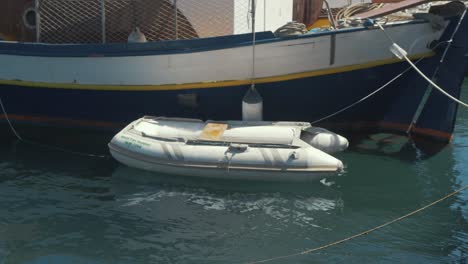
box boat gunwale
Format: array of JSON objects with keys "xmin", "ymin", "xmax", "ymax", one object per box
[
  {"xmin": 0, "ymin": 51, "xmax": 435, "ymax": 90},
  {"xmin": 129, "ymin": 126, "xmax": 306, "ymax": 151},
  {"xmin": 0, "ymin": 20, "xmax": 430, "ymax": 58},
  {"xmin": 131, "ymin": 117, "xmax": 309, "ymax": 148},
  {"xmin": 131, "ymin": 129, "xmax": 304, "ymax": 149}
]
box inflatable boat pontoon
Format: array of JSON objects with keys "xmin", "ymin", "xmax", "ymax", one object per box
[{"xmin": 108, "ymin": 116, "xmax": 348, "ymax": 182}]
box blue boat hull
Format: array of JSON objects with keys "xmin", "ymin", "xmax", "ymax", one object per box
[
  {"xmin": 1, "ymin": 16, "xmax": 467, "ymax": 143},
  {"xmin": 465, "ymin": 54, "xmax": 468, "ymax": 75}
]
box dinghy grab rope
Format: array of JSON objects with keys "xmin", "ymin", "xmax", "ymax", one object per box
[
  {"xmin": 246, "ymin": 185, "xmax": 468, "ymax": 264},
  {"xmin": 0, "ymin": 96, "xmax": 109, "ymax": 158}
]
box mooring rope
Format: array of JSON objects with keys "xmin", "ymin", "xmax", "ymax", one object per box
[
  {"xmin": 311, "ymin": 59, "xmax": 422, "ymax": 125},
  {"xmin": 439, "ymin": 6, "xmax": 468, "ymax": 63},
  {"xmin": 246, "ymin": 185, "xmax": 468, "ymax": 264},
  {"xmin": 0, "ymin": 96, "xmax": 109, "ymax": 158},
  {"xmin": 311, "ymin": 16, "xmax": 468, "ymax": 125},
  {"xmin": 0, "ymin": 97, "xmax": 23, "ymax": 141},
  {"xmin": 376, "ymin": 18, "xmax": 468, "ymax": 108}
]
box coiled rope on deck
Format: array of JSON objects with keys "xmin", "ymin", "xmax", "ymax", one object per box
[
  {"xmin": 274, "ymin": 22, "xmax": 308, "ymax": 38},
  {"xmin": 246, "ymin": 185, "xmax": 468, "ymax": 264},
  {"xmin": 0, "ymin": 96, "xmax": 109, "ymax": 158},
  {"xmin": 335, "ymin": 3, "xmax": 384, "ymax": 21}
]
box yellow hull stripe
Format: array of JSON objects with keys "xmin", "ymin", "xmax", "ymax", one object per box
[{"xmin": 0, "ymin": 52, "xmax": 434, "ymax": 91}]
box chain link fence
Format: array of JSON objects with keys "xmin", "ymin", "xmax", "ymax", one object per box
[
  {"xmin": 39, "ymin": 0, "xmax": 102, "ymax": 44},
  {"xmin": 37, "ymin": 0, "xmax": 368, "ymax": 44},
  {"xmin": 37, "ymin": 0, "xmax": 256, "ymax": 44}
]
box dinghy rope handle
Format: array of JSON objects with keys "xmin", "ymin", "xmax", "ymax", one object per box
[{"xmin": 246, "ymin": 185, "xmax": 468, "ymax": 264}]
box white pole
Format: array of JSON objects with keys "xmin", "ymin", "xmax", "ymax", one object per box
[
  {"xmin": 263, "ymin": 0, "xmax": 266, "ymax": 31},
  {"xmin": 251, "ymin": 0, "xmax": 256, "ymax": 89},
  {"xmin": 101, "ymin": 0, "xmax": 106, "ymax": 43},
  {"xmin": 242, "ymin": 0, "xmax": 263, "ymax": 121},
  {"xmin": 35, "ymin": 0, "xmax": 41, "ymax": 42},
  {"xmin": 174, "ymin": 0, "xmax": 178, "ymax": 40}
]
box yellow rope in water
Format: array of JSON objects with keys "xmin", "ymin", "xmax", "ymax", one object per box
[{"xmin": 246, "ymin": 185, "xmax": 468, "ymax": 264}]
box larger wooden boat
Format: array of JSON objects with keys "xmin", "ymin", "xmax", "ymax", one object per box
[{"xmin": 0, "ymin": 0, "xmax": 467, "ymax": 142}]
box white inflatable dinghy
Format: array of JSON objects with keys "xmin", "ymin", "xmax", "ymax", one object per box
[{"xmin": 108, "ymin": 116, "xmax": 348, "ymax": 182}]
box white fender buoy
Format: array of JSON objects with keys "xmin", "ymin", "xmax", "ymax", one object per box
[
  {"xmin": 128, "ymin": 27, "xmax": 147, "ymax": 43},
  {"xmin": 242, "ymin": 88, "xmax": 263, "ymax": 121},
  {"xmin": 301, "ymin": 127, "xmax": 349, "ymax": 154}
]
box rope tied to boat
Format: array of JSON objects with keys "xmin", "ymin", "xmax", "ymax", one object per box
[
  {"xmin": 0, "ymin": 96, "xmax": 109, "ymax": 158},
  {"xmin": 376, "ymin": 11, "xmax": 468, "ymax": 108},
  {"xmin": 310, "ymin": 58, "xmax": 423, "ymax": 125},
  {"xmin": 246, "ymin": 185, "xmax": 468, "ymax": 264},
  {"xmin": 312, "ymin": 12, "xmax": 468, "ymax": 125}
]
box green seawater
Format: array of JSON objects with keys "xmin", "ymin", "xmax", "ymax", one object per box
[{"xmin": 0, "ymin": 81, "xmax": 467, "ymax": 264}]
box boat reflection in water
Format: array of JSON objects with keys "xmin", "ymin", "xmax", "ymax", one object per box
[{"xmin": 0, "ymin": 107, "xmax": 466, "ymax": 262}]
